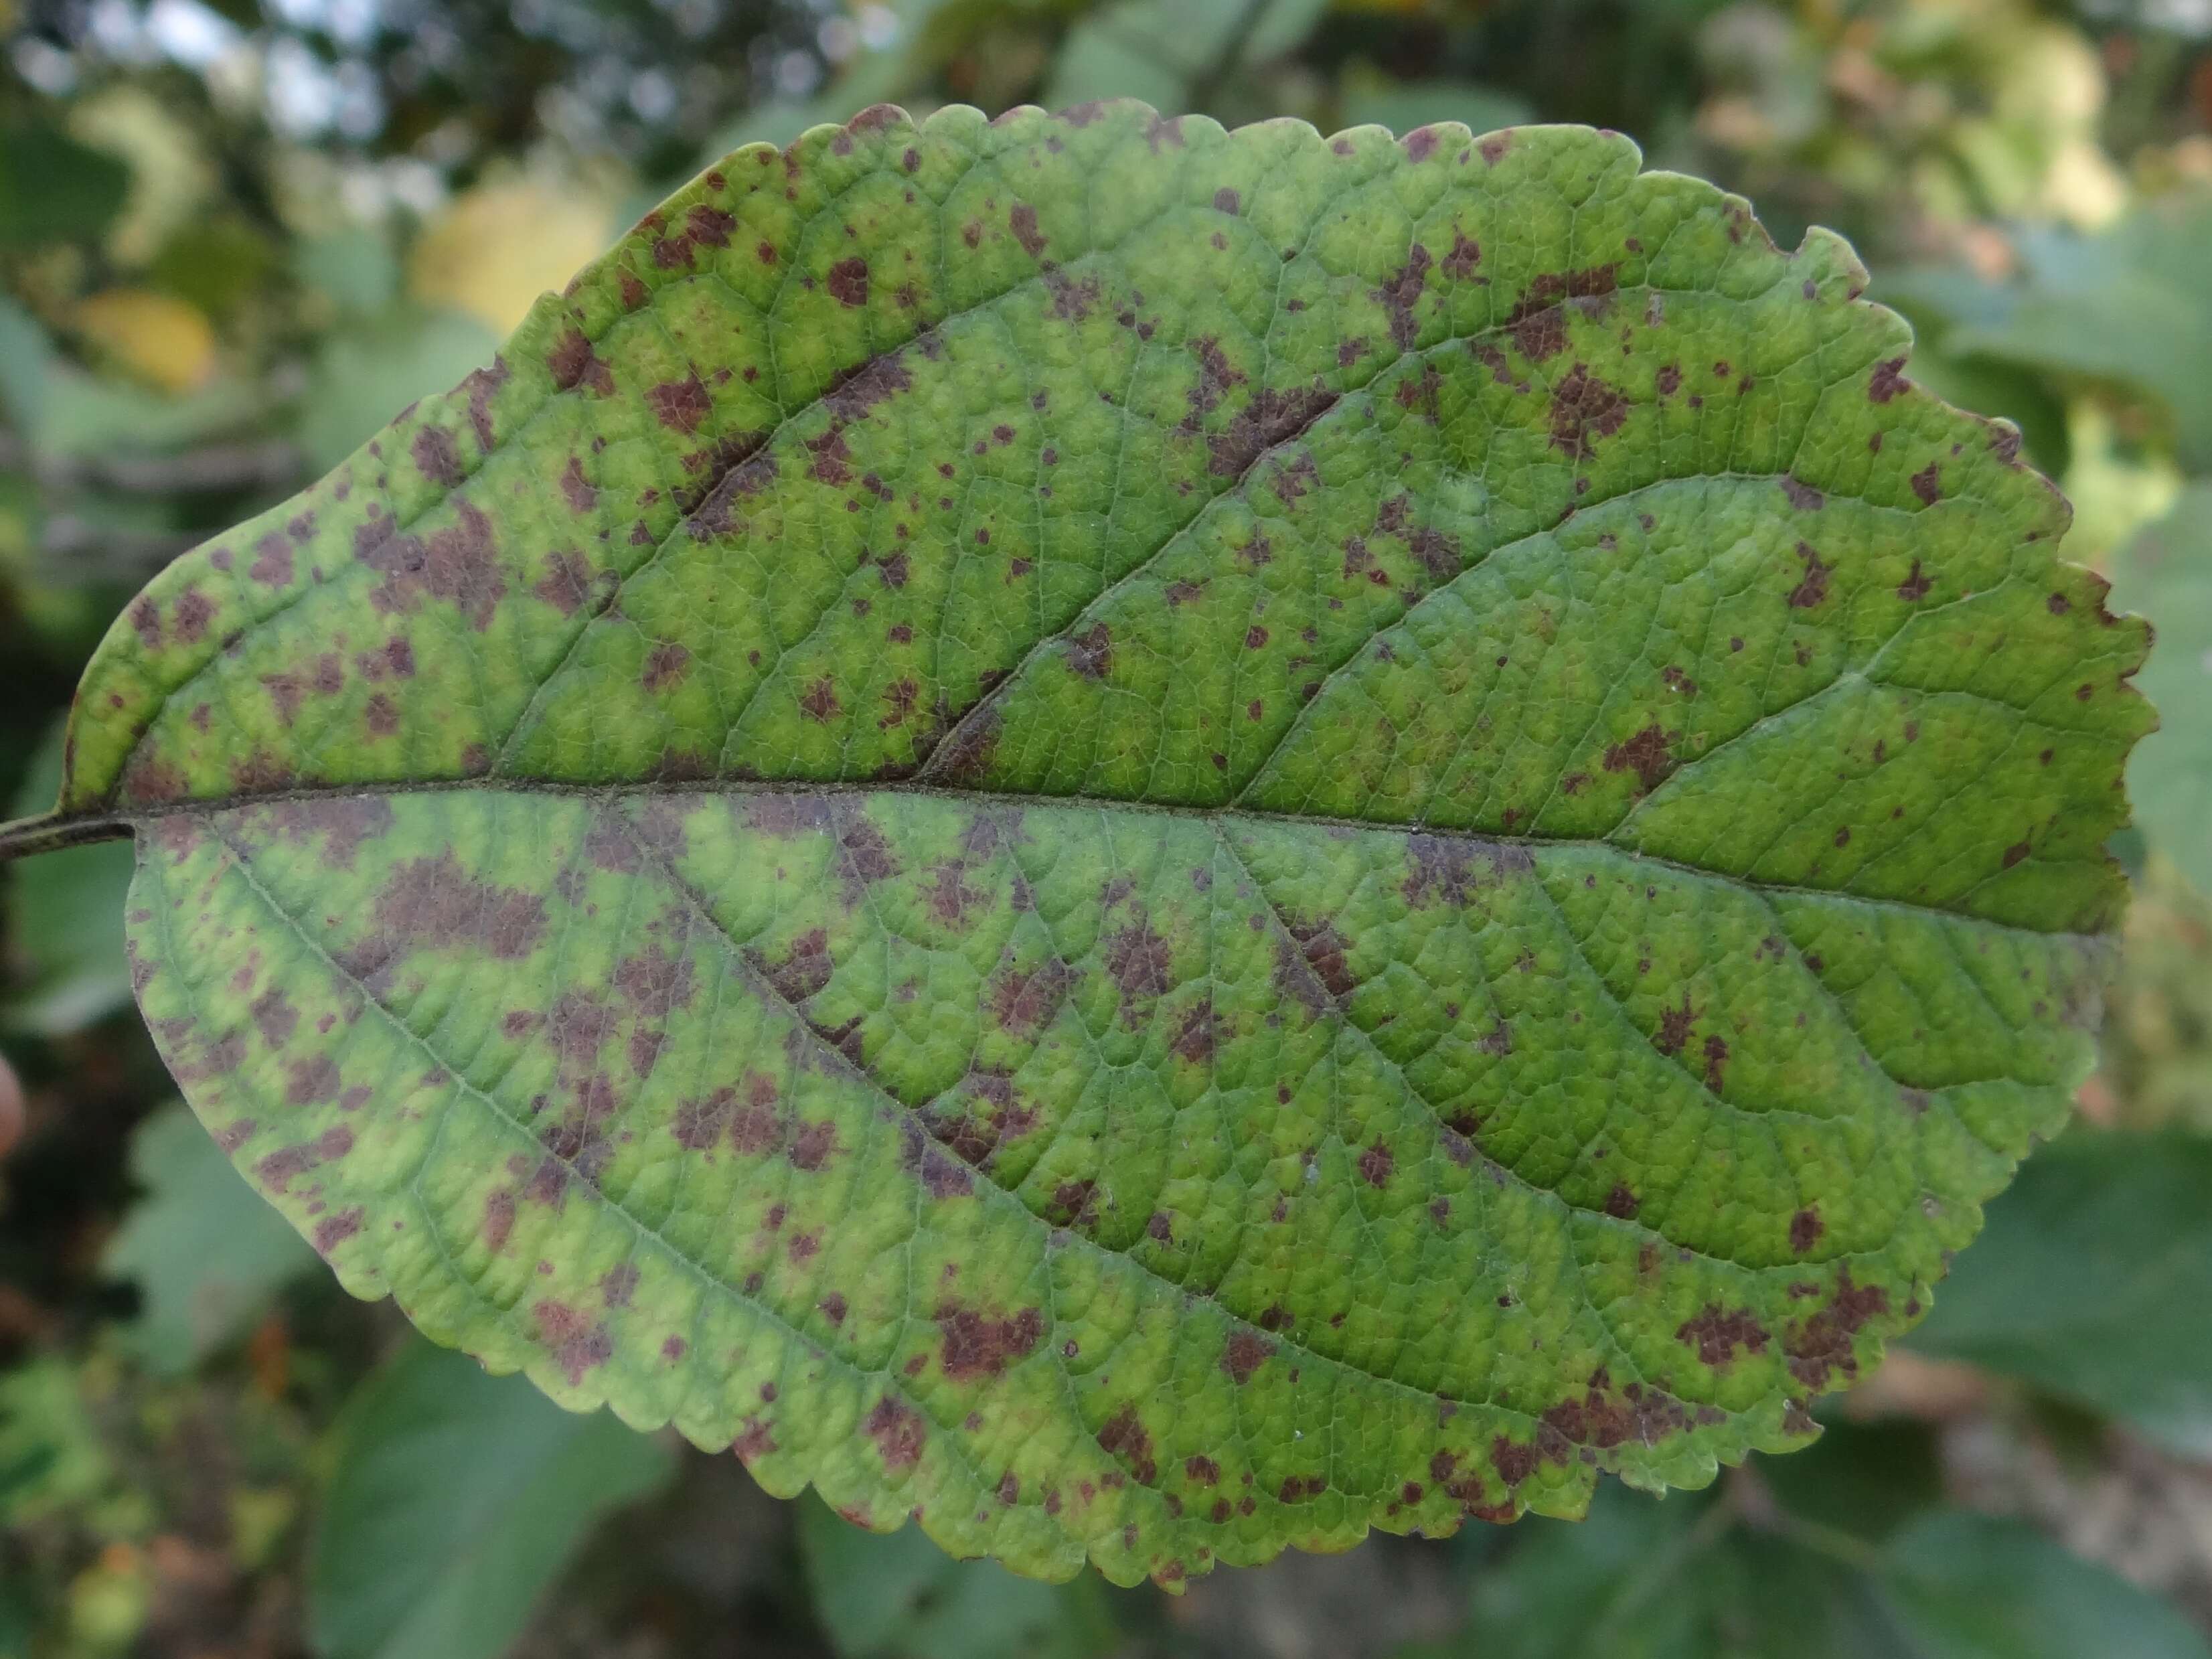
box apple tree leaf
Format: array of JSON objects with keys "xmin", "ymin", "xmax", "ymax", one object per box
[{"xmin": 0, "ymin": 102, "xmax": 2152, "ymax": 1587}]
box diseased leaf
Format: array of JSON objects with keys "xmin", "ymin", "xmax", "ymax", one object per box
[
  {"xmin": 2108, "ymin": 485, "xmax": 2212, "ymax": 898},
  {"xmin": 309, "ymin": 1340, "xmax": 675, "ymax": 1659},
  {"xmin": 0, "ymin": 103, "xmax": 2152, "ymax": 1586}
]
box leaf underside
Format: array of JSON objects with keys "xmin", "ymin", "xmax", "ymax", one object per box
[{"xmin": 21, "ymin": 102, "xmax": 2150, "ymax": 1586}]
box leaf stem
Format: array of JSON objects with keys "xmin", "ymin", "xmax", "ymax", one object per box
[{"xmin": 0, "ymin": 812, "xmax": 134, "ymax": 864}]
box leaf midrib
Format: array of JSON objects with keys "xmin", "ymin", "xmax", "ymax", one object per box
[{"xmin": 40, "ymin": 773, "xmax": 2106, "ymax": 941}]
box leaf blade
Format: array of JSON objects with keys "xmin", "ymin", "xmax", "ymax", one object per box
[{"xmin": 38, "ymin": 100, "xmax": 2154, "ymax": 1584}]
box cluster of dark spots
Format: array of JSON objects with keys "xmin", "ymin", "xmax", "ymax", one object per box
[
  {"xmin": 1170, "ymin": 998, "xmax": 1219, "ymax": 1063},
  {"xmin": 1602, "ymin": 722, "xmax": 1676, "ymax": 793},
  {"xmin": 254, "ymin": 795, "xmax": 394, "ymax": 871},
  {"xmin": 1789, "ymin": 1206, "xmax": 1824, "ymax": 1253},
  {"xmin": 615, "ymin": 941, "xmax": 695, "ymax": 1022},
  {"xmin": 680, "ymin": 432, "xmax": 776, "ymax": 530},
  {"xmin": 251, "ymin": 986, "xmax": 299, "ymax": 1048},
  {"xmin": 532, "ymin": 1299, "xmax": 613, "ymax": 1385},
  {"xmin": 900, "ymin": 1119, "xmax": 976, "ymax": 1199},
  {"xmin": 1373, "ymin": 244, "xmax": 1432, "ymax": 348},
  {"xmin": 359, "ymin": 497, "xmax": 506, "ymax": 631},
  {"xmin": 1780, "ymin": 476, "xmax": 1824, "ymax": 511},
  {"xmin": 1047, "ymin": 1178, "xmax": 1099, "ymax": 1229},
  {"xmin": 354, "ymin": 635, "xmax": 415, "ymax": 682},
  {"xmin": 1896, "ymin": 559, "xmax": 1933, "ymax": 602},
  {"xmin": 547, "ymin": 327, "xmax": 615, "ymax": 395},
  {"xmin": 1778, "ymin": 546, "xmax": 1831, "ymax": 610},
  {"xmin": 1703, "ymin": 1034, "xmax": 1730, "ymax": 1090},
  {"xmin": 599, "ymin": 1261, "xmax": 640, "ymax": 1308},
  {"xmin": 1096, "ymin": 1405, "xmax": 1158, "ymax": 1484},
  {"xmin": 1503, "ymin": 265, "xmax": 1618, "ymax": 362},
  {"xmin": 640, "ymin": 639, "xmax": 691, "ymax": 693},
  {"xmin": 249, "ymin": 532, "xmax": 295, "ymax": 589},
  {"xmin": 1654, "ymin": 991, "xmax": 1698, "ymax": 1056},
  {"xmin": 798, "ymin": 677, "xmax": 842, "ymax": 723},
  {"xmin": 412, "ymin": 424, "xmax": 465, "ymax": 487},
  {"xmin": 1783, "ymin": 1267, "xmax": 1889, "ymax": 1389},
  {"xmin": 455, "ymin": 355, "xmax": 509, "ymax": 450},
  {"xmin": 985, "ymin": 957, "xmax": 1078, "ymax": 1038},
  {"xmin": 823, "ymin": 350, "xmax": 912, "ymax": 420},
  {"xmin": 259, "ymin": 652, "xmax": 344, "ymax": 726},
  {"xmin": 921, "ymin": 859, "xmax": 987, "ymax": 929},
  {"xmin": 1358, "ymin": 1141, "xmax": 1395, "ymax": 1187},
  {"xmin": 1603, "ymin": 1183, "xmax": 1639, "ymax": 1219},
  {"xmin": 1660, "ymin": 665, "xmax": 1698, "ymax": 698},
  {"xmin": 1909, "ymin": 462, "xmax": 1942, "ymax": 505},
  {"xmin": 1266, "ymin": 917, "xmax": 1350, "ymax": 1015},
  {"xmin": 1206, "ymin": 386, "xmax": 1339, "ymax": 480},
  {"xmin": 313, "ymin": 1208, "xmax": 365, "ymax": 1255},
  {"xmin": 479, "ymin": 1186, "xmax": 518, "ymax": 1252},
  {"xmin": 936, "ymin": 1305, "xmax": 1044, "ymax": 1380},
  {"xmin": 339, "ymin": 853, "xmax": 546, "ymax": 990},
  {"xmin": 1394, "ymin": 362, "xmax": 1442, "ymax": 424},
  {"xmin": 1538, "ymin": 1368, "xmax": 1690, "ymax": 1454},
  {"xmin": 533, "ymin": 548, "xmax": 598, "ymax": 615},
  {"xmin": 254, "ymin": 1124, "xmax": 355, "ymax": 1194},
  {"xmin": 646, "ymin": 372, "xmax": 712, "ymax": 434},
  {"xmin": 1867, "ymin": 358, "xmax": 1909, "ymax": 402},
  {"xmin": 747, "ymin": 927, "xmax": 834, "ymax": 1006},
  {"xmin": 1103, "ymin": 913, "xmax": 1173, "ymax": 1022},
  {"xmin": 826, "ymin": 256, "xmax": 870, "ymax": 307},
  {"xmin": 1008, "ymin": 203, "xmax": 1047, "ymax": 257},
  {"xmin": 1546, "ymin": 363, "xmax": 1628, "ymax": 458},
  {"xmin": 1065, "ymin": 622, "xmax": 1113, "ymax": 680},
  {"xmin": 556, "ymin": 456, "xmax": 598, "ymax": 516},
  {"xmin": 1676, "ymin": 1304, "xmax": 1769, "ymax": 1368},
  {"xmin": 1180, "ymin": 335, "xmax": 1248, "ymax": 433},
  {"xmin": 1443, "ymin": 230, "xmax": 1482, "ymax": 280},
  {"xmin": 1402, "ymin": 834, "xmax": 1528, "ymax": 907}
]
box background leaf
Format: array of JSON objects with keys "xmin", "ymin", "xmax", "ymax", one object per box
[
  {"xmin": 100, "ymin": 1101, "xmax": 319, "ymax": 1375},
  {"xmin": 1909, "ymin": 1127, "xmax": 2212, "ymax": 1457},
  {"xmin": 798, "ymin": 1494, "xmax": 1121, "ymax": 1659},
  {"xmin": 308, "ymin": 1340, "xmax": 676, "ymax": 1659},
  {"xmin": 2107, "ymin": 485, "xmax": 2212, "ymax": 898}
]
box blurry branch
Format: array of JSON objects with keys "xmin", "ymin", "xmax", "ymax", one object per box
[{"xmin": 0, "ymin": 432, "xmax": 304, "ymax": 497}]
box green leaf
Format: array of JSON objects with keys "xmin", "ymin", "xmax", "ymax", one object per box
[
  {"xmin": 0, "ymin": 104, "xmax": 2151, "ymax": 1585},
  {"xmin": 799, "ymin": 1492, "xmax": 1121, "ymax": 1659},
  {"xmin": 102, "ymin": 1101, "xmax": 320, "ymax": 1374},
  {"xmin": 309, "ymin": 1339, "xmax": 675, "ymax": 1659},
  {"xmin": 1909, "ymin": 1127, "xmax": 2212, "ymax": 1455},
  {"xmin": 4, "ymin": 720, "xmax": 136, "ymax": 1035},
  {"xmin": 1431, "ymin": 1483, "xmax": 2210, "ymax": 1659},
  {"xmin": 1881, "ymin": 1511, "xmax": 2212, "ymax": 1659},
  {"xmin": 2108, "ymin": 485, "xmax": 2212, "ymax": 898},
  {"xmin": 0, "ymin": 121, "xmax": 131, "ymax": 246},
  {"xmin": 1044, "ymin": 0, "xmax": 1327, "ymax": 112},
  {"xmin": 1893, "ymin": 198, "xmax": 2212, "ymax": 469}
]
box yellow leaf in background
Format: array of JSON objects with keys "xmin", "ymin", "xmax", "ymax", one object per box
[
  {"xmin": 70, "ymin": 289, "xmax": 217, "ymax": 395},
  {"xmin": 66, "ymin": 88, "xmax": 216, "ymax": 268},
  {"xmin": 408, "ymin": 179, "xmax": 617, "ymax": 335}
]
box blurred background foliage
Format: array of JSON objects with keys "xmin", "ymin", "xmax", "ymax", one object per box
[{"xmin": 3, "ymin": 0, "xmax": 2212, "ymax": 1654}]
